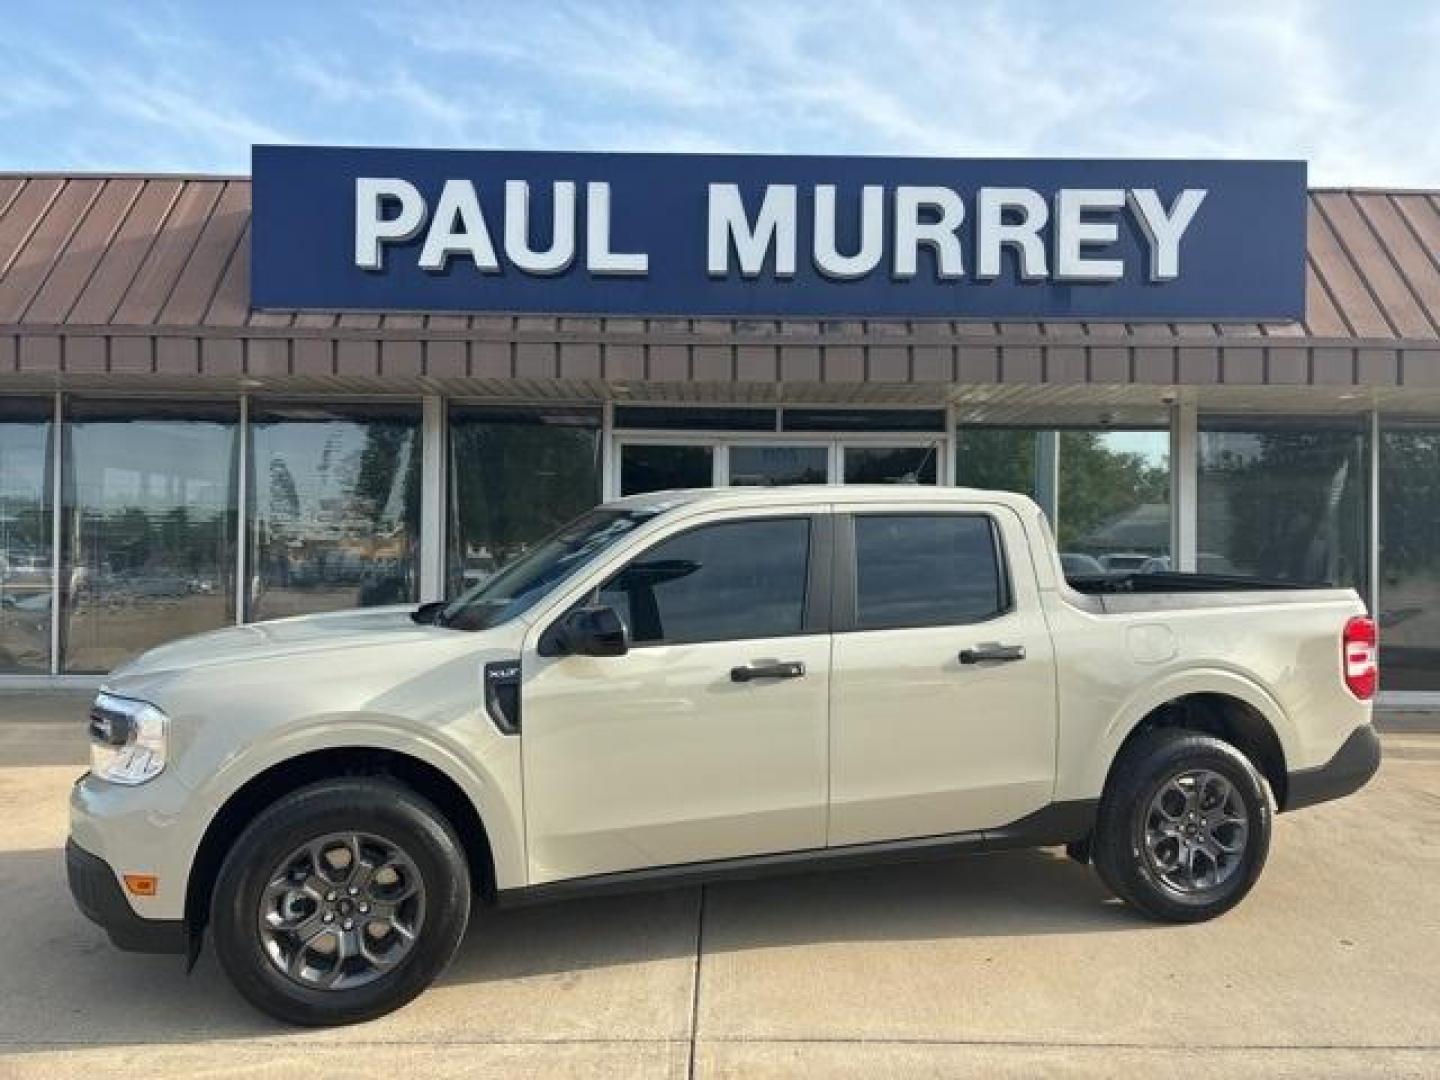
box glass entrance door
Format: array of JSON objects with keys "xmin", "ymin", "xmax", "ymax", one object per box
[
  {"xmin": 618, "ymin": 442, "xmax": 716, "ymax": 497},
  {"xmin": 616, "ymin": 436, "xmax": 944, "ymax": 497},
  {"xmin": 728, "ymin": 444, "xmax": 829, "ymax": 487},
  {"xmin": 842, "ymin": 443, "xmax": 940, "ymax": 484}
]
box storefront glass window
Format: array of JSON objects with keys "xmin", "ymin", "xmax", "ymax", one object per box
[
  {"xmin": 956, "ymin": 427, "xmax": 1170, "ymax": 573},
  {"xmin": 954, "ymin": 428, "xmax": 1038, "ymax": 497},
  {"xmin": 1058, "ymin": 431, "xmax": 1170, "ymax": 572},
  {"xmin": 447, "ymin": 406, "xmax": 601, "ymax": 595},
  {"xmin": 1378, "ymin": 421, "xmax": 1440, "ymax": 690},
  {"xmin": 61, "ymin": 401, "xmax": 237, "ymax": 673},
  {"xmin": 1198, "ymin": 417, "xmax": 1368, "ymax": 589},
  {"xmin": 249, "ymin": 403, "xmax": 421, "ymax": 621},
  {"xmin": 0, "ymin": 400, "xmax": 53, "ymax": 673}
]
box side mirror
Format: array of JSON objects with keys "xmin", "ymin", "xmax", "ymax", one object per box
[{"xmin": 539, "ymin": 604, "xmax": 630, "ymax": 658}]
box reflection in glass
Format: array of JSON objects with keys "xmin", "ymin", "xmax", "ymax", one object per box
[
  {"xmin": 447, "ymin": 407, "xmax": 601, "ymax": 595},
  {"xmin": 1060, "ymin": 431, "xmax": 1170, "ymax": 570},
  {"xmin": 599, "ymin": 518, "xmax": 810, "ymax": 644},
  {"xmin": 957, "ymin": 427, "xmax": 1170, "ymax": 571},
  {"xmin": 0, "ymin": 400, "xmax": 53, "ymax": 673},
  {"xmin": 249, "ymin": 404, "xmax": 421, "ymax": 621},
  {"xmin": 61, "ymin": 402, "xmax": 237, "ymax": 674},
  {"xmin": 954, "ymin": 428, "xmax": 1038, "ymax": 496},
  {"xmin": 1198, "ymin": 418, "xmax": 1368, "ymax": 588},
  {"xmin": 843, "ymin": 444, "xmax": 939, "ymax": 484},
  {"xmin": 729, "ymin": 445, "xmax": 828, "ymax": 486},
  {"xmin": 1379, "ymin": 422, "xmax": 1440, "ymax": 690},
  {"xmin": 620, "ymin": 444, "xmax": 713, "ymax": 496}
]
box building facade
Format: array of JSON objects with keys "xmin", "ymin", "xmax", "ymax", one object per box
[{"xmin": 2, "ymin": 166, "xmax": 1440, "ymax": 702}]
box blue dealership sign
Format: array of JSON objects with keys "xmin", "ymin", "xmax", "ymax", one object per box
[{"xmin": 251, "ymin": 145, "xmax": 1306, "ymax": 320}]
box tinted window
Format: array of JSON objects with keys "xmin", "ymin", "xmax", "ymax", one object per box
[
  {"xmin": 600, "ymin": 518, "xmax": 810, "ymax": 645},
  {"xmin": 854, "ymin": 514, "xmax": 1004, "ymax": 629}
]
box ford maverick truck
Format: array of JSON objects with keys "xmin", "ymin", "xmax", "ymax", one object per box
[{"xmin": 67, "ymin": 486, "xmax": 1381, "ymax": 1025}]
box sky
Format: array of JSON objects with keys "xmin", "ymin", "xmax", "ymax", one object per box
[{"xmin": 0, "ymin": 0, "xmax": 1436, "ymax": 186}]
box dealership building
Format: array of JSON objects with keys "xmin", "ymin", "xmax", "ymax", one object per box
[{"xmin": 1, "ymin": 148, "xmax": 1439, "ymax": 702}]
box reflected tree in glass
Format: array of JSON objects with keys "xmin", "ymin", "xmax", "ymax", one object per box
[
  {"xmin": 448, "ymin": 411, "xmax": 600, "ymax": 595},
  {"xmin": 61, "ymin": 406, "xmax": 237, "ymax": 673},
  {"xmin": 1198, "ymin": 424, "xmax": 1367, "ymax": 588},
  {"xmin": 0, "ymin": 402, "xmax": 53, "ymax": 673},
  {"xmin": 249, "ymin": 408, "xmax": 421, "ymax": 621}
]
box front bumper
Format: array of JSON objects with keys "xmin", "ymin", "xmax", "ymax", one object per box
[
  {"xmin": 1284, "ymin": 723, "xmax": 1382, "ymax": 812},
  {"xmin": 65, "ymin": 839, "xmax": 186, "ymax": 954}
]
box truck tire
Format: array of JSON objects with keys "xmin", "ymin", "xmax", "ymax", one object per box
[
  {"xmin": 1093, "ymin": 728, "xmax": 1271, "ymax": 923},
  {"xmin": 211, "ymin": 778, "xmax": 471, "ymax": 1026}
]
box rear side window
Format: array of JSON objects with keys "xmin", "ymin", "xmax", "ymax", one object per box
[
  {"xmin": 854, "ymin": 514, "xmax": 1007, "ymax": 629},
  {"xmin": 599, "ymin": 517, "xmax": 811, "ymax": 645}
]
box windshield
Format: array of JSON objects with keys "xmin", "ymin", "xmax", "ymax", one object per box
[{"xmin": 438, "ymin": 506, "xmax": 664, "ymax": 631}]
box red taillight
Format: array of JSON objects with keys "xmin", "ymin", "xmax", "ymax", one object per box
[{"xmin": 1343, "ymin": 615, "xmax": 1378, "ymax": 700}]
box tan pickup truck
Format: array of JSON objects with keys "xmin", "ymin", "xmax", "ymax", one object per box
[{"xmin": 67, "ymin": 485, "xmax": 1381, "ymax": 1025}]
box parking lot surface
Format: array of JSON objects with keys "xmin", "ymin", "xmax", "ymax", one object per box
[{"xmin": 0, "ymin": 695, "xmax": 1437, "ymax": 1078}]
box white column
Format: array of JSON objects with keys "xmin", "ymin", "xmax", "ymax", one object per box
[
  {"xmin": 600, "ymin": 400, "xmax": 616, "ymax": 499},
  {"xmin": 49, "ymin": 391, "xmax": 62, "ymax": 675},
  {"xmin": 1034, "ymin": 430, "xmax": 1059, "ymax": 526},
  {"xmin": 1170, "ymin": 400, "xmax": 1198, "ymax": 572},
  {"xmin": 1369, "ymin": 407, "xmax": 1381, "ymax": 616},
  {"xmin": 942, "ymin": 403, "xmax": 958, "ymax": 486},
  {"xmin": 419, "ymin": 395, "xmax": 447, "ymax": 601},
  {"xmin": 235, "ymin": 394, "xmax": 249, "ymax": 624}
]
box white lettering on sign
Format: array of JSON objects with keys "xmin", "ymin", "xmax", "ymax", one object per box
[
  {"xmin": 893, "ymin": 186, "xmax": 964, "ymax": 280},
  {"xmin": 975, "ymin": 187, "xmax": 1048, "ymax": 281},
  {"xmin": 418, "ymin": 179, "xmax": 497, "ymax": 272},
  {"xmin": 354, "ymin": 179, "xmax": 1208, "ymax": 286},
  {"xmin": 586, "ymin": 181, "xmax": 648, "ymax": 276},
  {"xmin": 1054, "ymin": 188, "xmax": 1126, "ymax": 282},
  {"xmin": 813, "ymin": 184, "xmax": 884, "ymax": 280},
  {"xmin": 355, "ymin": 178, "xmax": 426, "ymax": 270},
  {"xmin": 1128, "ymin": 188, "xmax": 1207, "ymax": 281},
  {"xmin": 707, "ymin": 184, "xmax": 797, "ymax": 278}
]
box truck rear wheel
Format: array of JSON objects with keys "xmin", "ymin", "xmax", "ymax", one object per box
[
  {"xmin": 211, "ymin": 778, "xmax": 471, "ymax": 1025},
  {"xmin": 1093, "ymin": 728, "xmax": 1271, "ymax": 922}
]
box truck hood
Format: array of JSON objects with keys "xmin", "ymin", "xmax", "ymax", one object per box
[{"xmin": 107, "ymin": 606, "xmax": 455, "ymax": 683}]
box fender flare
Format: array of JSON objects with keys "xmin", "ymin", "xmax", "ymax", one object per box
[
  {"xmin": 1076, "ymin": 667, "xmax": 1295, "ymax": 800},
  {"xmin": 187, "ymin": 715, "xmax": 525, "ymax": 896}
]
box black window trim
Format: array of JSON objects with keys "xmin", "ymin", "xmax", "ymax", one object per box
[
  {"xmin": 555, "ymin": 512, "xmax": 833, "ymax": 650},
  {"xmin": 833, "ymin": 510, "xmax": 1015, "ymax": 633}
]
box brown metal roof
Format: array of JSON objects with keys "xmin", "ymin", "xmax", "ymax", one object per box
[{"xmin": 1, "ymin": 173, "xmax": 1439, "ymax": 398}]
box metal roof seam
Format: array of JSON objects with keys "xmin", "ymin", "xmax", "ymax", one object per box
[
  {"xmin": 1351, "ymin": 192, "xmax": 1440, "ymax": 339},
  {"xmin": 1311, "ymin": 194, "xmax": 1401, "ymax": 338},
  {"xmin": 52, "ymin": 178, "xmax": 148, "ymax": 326},
  {"xmin": 97, "ymin": 179, "xmax": 186, "ymax": 325},
  {"xmin": 7, "ymin": 179, "xmax": 107, "ymax": 323},
  {"xmin": 0, "ymin": 177, "xmax": 64, "ymax": 281}
]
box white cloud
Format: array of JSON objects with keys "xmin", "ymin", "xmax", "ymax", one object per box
[{"xmin": 0, "ymin": 0, "xmax": 1436, "ymax": 185}]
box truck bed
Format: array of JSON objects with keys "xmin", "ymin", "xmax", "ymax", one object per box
[{"xmin": 1064, "ymin": 572, "xmax": 1358, "ymax": 615}]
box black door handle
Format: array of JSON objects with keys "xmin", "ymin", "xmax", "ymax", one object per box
[
  {"xmin": 959, "ymin": 643, "xmax": 1026, "ymax": 664},
  {"xmin": 731, "ymin": 661, "xmax": 806, "ymax": 682}
]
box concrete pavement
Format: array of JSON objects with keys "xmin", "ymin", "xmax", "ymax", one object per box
[{"xmin": 0, "ymin": 699, "xmax": 1436, "ymax": 1077}]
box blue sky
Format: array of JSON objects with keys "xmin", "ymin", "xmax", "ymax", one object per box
[{"xmin": 1, "ymin": 0, "xmax": 1435, "ymax": 185}]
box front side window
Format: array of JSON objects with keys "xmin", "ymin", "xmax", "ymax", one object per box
[
  {"xmin": 854, "ymin": 514, "xmax": 1005, "ymax": 630},
  {"xmin": 441, "ymin": 507, "xmax": 663, "ymax": 632},
  {"xmin": 599, "ymin": 518, "xmax": 811, "ymax": 645}
]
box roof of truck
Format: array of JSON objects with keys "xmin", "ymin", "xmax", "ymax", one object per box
[{"xmin": 608, "ymin": 485, "xmax": 1043, "ymax": 513}]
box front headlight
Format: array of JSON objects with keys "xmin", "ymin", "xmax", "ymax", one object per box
[{"xmin": 87, "ymin": 692, "xmax": 168, "ymax": 785}]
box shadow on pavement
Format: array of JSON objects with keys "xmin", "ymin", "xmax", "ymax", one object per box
[{"xmin": 0, "ymin": 843, "xmax": 1143, "ymax": 1049}]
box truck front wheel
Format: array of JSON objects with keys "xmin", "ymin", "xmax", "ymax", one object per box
[
  {"xmin": 1093, "ymin": 729, "xmax": 1272, "ymax": 922},
  {"xmin": 211, "ymin": 778, "xmax": 471, "ymax": 1025}
]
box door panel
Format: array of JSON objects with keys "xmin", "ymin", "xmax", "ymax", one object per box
[
  {"xmin": 521, "ymin": 510, "xmax": 831, "ymax": 883},
  {"xmin": 828, "ymin": 506, "xmax": 1057, "ymax": 845},
  {"xmin": 521, "ymin": 634, "xmax": 831, "ymax": 881}
]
